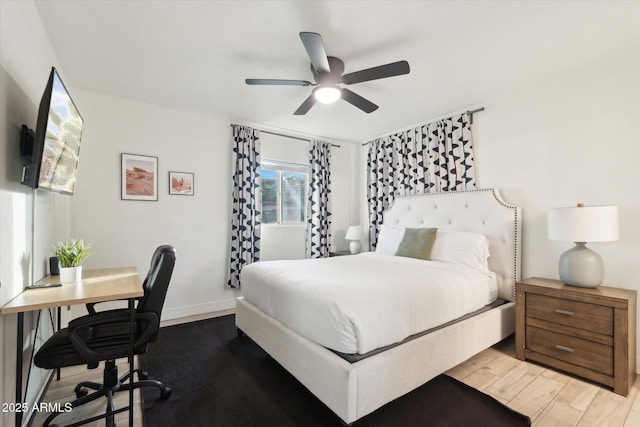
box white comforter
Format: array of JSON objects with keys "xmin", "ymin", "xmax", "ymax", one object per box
[{"xmin": 240, "ymin": 253, "xmax": 497, "ymax": 354}]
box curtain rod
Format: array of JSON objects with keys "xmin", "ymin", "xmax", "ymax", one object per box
[
  {"xmin": 231, "ymin": 125, "xmax": 340, "ymax": 148},
  {"xmin": 468, "ymin": 107, "xmax": 484, "ymax": 124},
  {"xmin": 262, "ymin": 129, "xmax": 341, "ymax": 148},
  {"xmin": 360, "ymin": 107, "xmax": 485, "ymax": 146}
]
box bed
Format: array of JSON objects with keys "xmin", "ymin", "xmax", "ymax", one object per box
[{"xmin": 236, "ymin": 188, "xmax": 521, "ymax": 424}]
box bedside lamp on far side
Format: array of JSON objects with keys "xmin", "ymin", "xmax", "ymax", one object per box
[
  {"xmin": 547, "ymin": 204, "xmax": 619, "ymax": 288},
  {"xmin": 345, "ymin": 225, "xmax": 363, "ymax": 254}
]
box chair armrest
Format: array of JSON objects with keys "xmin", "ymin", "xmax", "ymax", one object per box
[
  {"xmin": 86, "ymin": 297, "xmax": 142, "ymax": 315},
  {"xmin": 68, "ymin": 310, "xmax": 159, "ymax": 363}
]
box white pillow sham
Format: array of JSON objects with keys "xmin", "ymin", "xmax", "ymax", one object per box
[
  {"xmin": 430, "ymin": 230, "xmax": 492, "ymax": 274},
  {"xmin": 375, "ymin": 224, "xmax": 405, "ymax": 255}
]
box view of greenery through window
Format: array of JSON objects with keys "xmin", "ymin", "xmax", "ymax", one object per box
[{"xmin": 261, "ymin": 162, "xmax": 307, "ymax": 224}]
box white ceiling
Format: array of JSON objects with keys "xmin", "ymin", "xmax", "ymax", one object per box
[{"xmin": 34, "ymin": 1, "xmax": 639, "ymax": 143}]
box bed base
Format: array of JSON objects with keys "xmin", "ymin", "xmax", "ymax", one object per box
[
  {"xmin": 236, "ymin": 296, "xmax": 515, "ymax": 424},
  {"xmin": 236, "ymin": 188, "xmax": 521, "ymax": 423}
]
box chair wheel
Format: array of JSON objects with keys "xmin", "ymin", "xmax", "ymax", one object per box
[
  {"xmin": 138, "ymin": 370, "xmax": 149, "ymax": 380},
  {"xmin": 75, "ymin": 387, "xmax": 88, "ymax": 398},
  {"xmin": 161, "ymin": 387, "xmax": 172, "ymax": 399}
]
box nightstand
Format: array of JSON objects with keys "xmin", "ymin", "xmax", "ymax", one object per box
[{"xmin": 516, "ymin": 277, "xmax": 636, "ymax": 396}]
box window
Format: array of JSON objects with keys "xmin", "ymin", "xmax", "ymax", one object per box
[{"xmin": 261, "ymin": 160, "xmax": 308, "ymax": 225}]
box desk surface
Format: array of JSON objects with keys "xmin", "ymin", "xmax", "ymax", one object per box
[{"xmin": 1, "ymin": 267, "xmax": 143, "ymax": 314}]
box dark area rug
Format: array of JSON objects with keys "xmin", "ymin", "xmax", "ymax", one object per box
[{"xmin": 139, "ymin": 315, "xmax": 530, "ymax": 427}]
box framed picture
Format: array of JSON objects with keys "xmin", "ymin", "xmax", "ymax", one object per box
[
  {"xmin": 169, "ymin": 171, "xmax": 194, "ymax": 195},
  {"xmin": 121, "ymin": 153, "xmax": 158, "ymax": 201}
]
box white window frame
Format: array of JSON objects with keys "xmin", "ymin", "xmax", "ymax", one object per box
[{"xmin": 261, "ymin": 159, "xmax": 309, "ymax": 226}]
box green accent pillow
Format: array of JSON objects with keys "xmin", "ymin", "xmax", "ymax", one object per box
[{"xmin": 395, "ymin": 228, "xmax": 438, "ymax": 260}]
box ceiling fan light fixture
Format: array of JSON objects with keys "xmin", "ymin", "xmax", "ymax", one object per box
[{"xmin": 313, "ymin": 86, "xmax": 341, "ymax": 104}]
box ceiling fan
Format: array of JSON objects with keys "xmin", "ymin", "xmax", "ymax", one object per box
[{"xmin": 245, "ymin": 32, "xmax": 410, "ymax": 115}]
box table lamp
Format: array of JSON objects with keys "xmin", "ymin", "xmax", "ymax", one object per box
[
  {"xmin": 547, "ymin": 204, "xmax": 618, "ymax": 287},
  {"xmin": 345, "ymin": 225, "xmax": 363, "ymax": 254}
]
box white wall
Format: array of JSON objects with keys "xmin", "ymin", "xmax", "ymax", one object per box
[
  {"xmin": 331, "ymin": 141, "xmax": 361, "ymax": 252},
  {"xmin": 68, "ymin": 90, "xmax": 241, "ymax": 320},
  {"xmin": 475, "ymin": 51, "xmax": 639, "ymax": 288}
]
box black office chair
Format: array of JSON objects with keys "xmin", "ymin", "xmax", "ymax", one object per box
[{"xmin": 34, "ymin": 245, "xmax": 176, "ymax": 427}]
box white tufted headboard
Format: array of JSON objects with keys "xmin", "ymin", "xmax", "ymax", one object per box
[{"xmin": 383, "ymin": 188, "xmax": 521, "ymax": 301}]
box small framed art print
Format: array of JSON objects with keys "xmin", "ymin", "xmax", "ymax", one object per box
[
  {"xmin": 169, "ymin": 171, "xmax": 194, "ymax": 195},
  {"xmin": 121, "ymin": 153, "xmax": 158, "ymax": 201}
]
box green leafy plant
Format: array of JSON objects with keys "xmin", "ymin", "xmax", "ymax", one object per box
[{"xmin": 51, "ymin": 239, "xmax": 92, "ymax": 268}]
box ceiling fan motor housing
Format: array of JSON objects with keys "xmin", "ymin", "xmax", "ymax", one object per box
[{"xmin": 313, "ymin": 56, "xmax": 345, "ymax": 84}]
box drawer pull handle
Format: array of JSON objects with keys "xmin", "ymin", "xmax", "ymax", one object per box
[
  {"xmin": 555, "ymin": 309, "xmax": 574, "ymax": 316},
  {"xmin": 555, "ymin": 344, "xmax": 575, "ymax": 353}
]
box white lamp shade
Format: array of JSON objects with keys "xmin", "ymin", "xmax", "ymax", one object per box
[
  {"xmin": 548, "ymin": 205, "xmax": 619, "ymax": 242},
  {"xmin": 345, "ymin": 225, "xmax": 363, "ymax": 241}
]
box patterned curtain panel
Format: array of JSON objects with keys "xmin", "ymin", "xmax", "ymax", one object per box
[
  {"xmin": 228, "ymin": 125, "xmax": 261, "ymax": 288},
  {"xmin": 367, "ymin": 112, "xmax": 475, "ymax": 249},
  {"xmin": 306, "ymin": 140, "xmax": 332, "ymax": 258}
]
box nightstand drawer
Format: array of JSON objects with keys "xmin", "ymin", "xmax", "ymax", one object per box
[
  {"xmin": 526, "ymin": 325, "xmax": 613, "ymax": 376},
  {"xmin": 526, "ymin": 293, "xmax": 613, "ymax": 335}
]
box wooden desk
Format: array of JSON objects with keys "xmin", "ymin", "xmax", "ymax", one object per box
[
  {"xmin": 2, "ymin": 267, "xmax": 142, "ymax": 314},
  {"xmin": 1, "ymin": 267, "xmax": 143, "ymax": 426}
]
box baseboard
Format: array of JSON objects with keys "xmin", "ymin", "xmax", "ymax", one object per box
[{"xmin": 161, "ymin": 298, "xmax": 236, "ymax": 322}]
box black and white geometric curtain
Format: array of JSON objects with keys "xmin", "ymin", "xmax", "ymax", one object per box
[
  {"xmin": 367, "ymin": 112, "xmax": 475, "ymax": 249},
  {"xmin": 228, "ymin": 124, "xmax": 261, "ymax": 288},
  {"xmin": 306, "ymin": 140, "xmax": 332, "ymax": 258}
]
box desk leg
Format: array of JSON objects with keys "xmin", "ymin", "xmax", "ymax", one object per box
[
  {"xmin": 57, "ymin": 307, "xmax": 61, "ymax": 381},
  {"xmin": 128, "ymin": 298, "xmax": 134, "ymax": 426},
  {"xmin": 16, "ymin": 312, "xmax": 24, "ymax": 427}
]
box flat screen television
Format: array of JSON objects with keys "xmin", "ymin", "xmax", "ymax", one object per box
[{"xmin": 21, "ymin": 67, "xmax": 84, "ymax": 194}]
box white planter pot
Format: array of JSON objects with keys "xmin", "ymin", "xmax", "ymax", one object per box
[{"xmin": 59, "ymin": 266, "xmax": 82, "ymax": 283}]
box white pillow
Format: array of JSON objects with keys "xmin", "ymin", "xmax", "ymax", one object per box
[
  {"xmin": 375, "ymin": 225, "xmax": 405, "ymax": 255},
  {"xmin": 430, "ymin": 230, "xmax": 491, "ymax": 274}
]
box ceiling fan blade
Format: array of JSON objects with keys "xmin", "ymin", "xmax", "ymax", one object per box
[
  {"xmin": 341, "ymin": 60, "xmax": 410, "ymax": 85},
  {"xmin": 341, "ymin": 88, "xmax": 378, "ymax": 113},
  {"xmin": 245, "ymin": 79, "xmax": 312, "ymax": 86},
  {"xmin": 293, "ymin": 95, "xmax": 316, "ymax": 115},
  {"xmin": 299, "ymin": 32, "xmax": 331, "ymax": 75}
]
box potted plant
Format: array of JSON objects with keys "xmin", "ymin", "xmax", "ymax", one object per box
[{"xmin": 51, "ymin": 239, "xmax": 92, "ymax": 282}]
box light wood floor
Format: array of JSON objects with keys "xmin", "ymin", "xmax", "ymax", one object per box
[
  {"xmin": 446, "ymin": 336, "xmax": 640, "ymax": 426},
  {"xmin": 34, "ymin": 313, "xmax": 640, "ymax": 426}
]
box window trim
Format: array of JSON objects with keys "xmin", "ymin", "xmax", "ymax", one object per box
[{"xmin": 261, "ymin": 159, "xmax": 309, "ymax": 226}]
